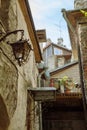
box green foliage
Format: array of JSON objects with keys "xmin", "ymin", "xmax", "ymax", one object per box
[
  {"xmin": 59, "ymin": 76, "xmax": 68, "ymax": 85},
  {"xmin": 80, "ymin": 10, "xmax": 87, "ymax": 17}
]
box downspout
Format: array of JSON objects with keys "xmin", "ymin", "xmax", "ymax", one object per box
[
  {"xmin": 38, "ymin": 70, "xmax": 46, "ymax": 130},
  {"xmin": 61, "ymin": 8, "xmax": 87, "ymax": 123},
  {"xmin": 38, "ymin": 70, "xmax": 46, "ymax": 88}
]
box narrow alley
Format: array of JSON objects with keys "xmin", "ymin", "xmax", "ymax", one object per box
[{"xmin": 0, "ymin": 0, "xmax": 87, "ymax": 130}]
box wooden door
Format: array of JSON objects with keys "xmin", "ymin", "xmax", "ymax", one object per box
[{"xmin": 42, "ymin": 101, "xmax": 86, "ymax": 130}]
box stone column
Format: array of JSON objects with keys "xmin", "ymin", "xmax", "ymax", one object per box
[
  {"xmin": 78, "ymin": 23, "xmax": 87, "ymax": 101},
  {"xmin": 74, "ymin": 0, "xmax": 87, "ymax": 102}
]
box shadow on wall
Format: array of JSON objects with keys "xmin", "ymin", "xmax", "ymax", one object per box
[{"xmin": 0, "ymin": 94, "xmax": 10, "ymax": 130}]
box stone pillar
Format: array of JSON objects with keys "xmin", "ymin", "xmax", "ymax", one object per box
[
  {"xmin": 78, "ymin": 23, "xmax": 87, "ymax": 101},
  {"xmin": 74, "ymin": 0, "xmax": 87, "ymax": 102},
  {"xmin": 74, "ymin": 0, "xmax": 87, "ymax": 9},
  {"xmin": 73, "ymin": 0, "xmax": 87, "ymax": 103}
]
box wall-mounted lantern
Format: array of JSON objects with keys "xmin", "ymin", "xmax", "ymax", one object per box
[
  {"xmin": 0, "ymin": 29, "xmax": 33, "ymax": 66},
  {"xmin": 9, "ymin": 38, "xmax": 33, "ymax": 66}
]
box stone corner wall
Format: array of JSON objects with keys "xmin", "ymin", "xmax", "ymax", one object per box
[
  {"xmin": 0, "ymin": 47, "xmax": 18, "ymax": 130},
  {"xmin": 0, "ymin": 0, "xmax": 39, "ymax": 130}
]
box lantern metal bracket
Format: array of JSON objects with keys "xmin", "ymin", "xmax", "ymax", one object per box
[
  {"xmin": 0, "ymin": 29, "xmax": 33, "ymax": 66},
  {"xmin": 0, "ymin": 29, "xmax": 24, "ymax": 42}
]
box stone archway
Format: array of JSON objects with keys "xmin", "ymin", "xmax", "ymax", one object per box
[{"xmin": 0, "ymin": 95, "xmax": 10, "ymax": 130}]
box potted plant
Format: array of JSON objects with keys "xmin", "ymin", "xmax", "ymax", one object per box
[
  {"xmin": 60, "ymin": 77, "xmax": 66, "ymax": 93},
  {"xmin": 59, "ymin": 76, "xmax": 75, "ymax": 93},
  {"xmin": 64, "ymin": 77, "xmax": 75, "ymax": 93}
]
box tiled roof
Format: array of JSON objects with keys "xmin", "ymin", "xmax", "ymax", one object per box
[{"xmin": 43, "ymin": 42, "xmax": 71, "ymax": 52}]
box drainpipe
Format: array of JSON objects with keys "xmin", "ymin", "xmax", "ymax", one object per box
[
  {"xmin": 38, "ymin": 69, "xmax": 46, "ymax": 130},
  {"xmin": 38, "ymin": 70, "xmax": 46, "ymax": 88},
  {"xmin": 61, "ymin": 8, "xmax": 87, "ymax": 124}
]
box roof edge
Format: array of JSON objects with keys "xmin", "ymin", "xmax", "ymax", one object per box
[
  {"xmin": 18, "ymin": 0, "xmax": 42, "ymax": 62},
  {"xmin": 50, "ymin": 61, "xmax": 78, "ymax": 75}
]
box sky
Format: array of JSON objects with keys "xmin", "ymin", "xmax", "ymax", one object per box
[{"xmin": 29, "ymin": 0, "xmax": 74, "ymax": 49}]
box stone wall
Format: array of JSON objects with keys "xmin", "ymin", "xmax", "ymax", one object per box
[
  {"xmin": 78, "ymin": 23, "xmax": 87, "ymax": 101},
  {"xmin": 0, "ymin": 0, "xmax": 10, "ymax": 31},
  {"xmin": 0, "ymin": 0, "xmax": 39, "ymax": 130},
  {"xmin": 74, "ymin": 0, "xmax": 87, "ymax": 102},
  {"xmin": 74, "ymin": 0, "xmax": 87, "ymax": 9},
  {"xmin": 0, "ymin": 48, "xmax": 18, "ymax": 118}
]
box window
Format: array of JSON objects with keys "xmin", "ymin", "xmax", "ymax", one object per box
[{"xmin": 54, "ymin": 48, "xmax": 62, "ymax": 55}]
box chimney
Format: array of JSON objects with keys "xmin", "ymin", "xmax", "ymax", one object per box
[{"xmin": 57, "ymin": 38, "xmax": 63, "ymax": 45}]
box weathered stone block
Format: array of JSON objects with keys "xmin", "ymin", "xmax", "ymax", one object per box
[{"xmin": 0, "ymin": 48, "xmax": 18, "ymax": 118}]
